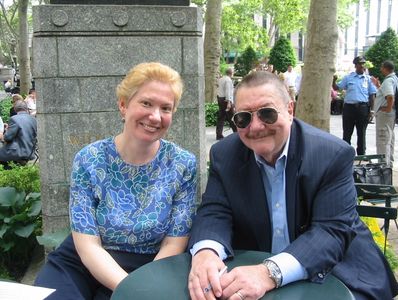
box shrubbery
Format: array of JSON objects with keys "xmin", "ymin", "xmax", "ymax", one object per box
[
  {"xmin": 0, "ymin": 164, "xmax": 41, "ymax": 280},
  {"xmin": 205, "ymin": 102, "xmax": 219, "ymax": 127},
  {"xmin": 0, "ymin": 96, "xmax": 12, "ymax": 124},
  {"xmin": 268, "ymin": 36, "xmax": 297, "ymax": 73},
  {"xmin": 365, "ymin": 27, "xmax": 398, "ymax": 80}
]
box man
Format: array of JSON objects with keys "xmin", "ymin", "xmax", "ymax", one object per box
[
  {"xmin": 333, "ymin": 56, "xmax": 376, "ymax": 155},
  {"xmin": 216, "ymin": 68, "xmax": 237, "ymax": 140},
  {"xmin": 0, "ymin": 100, "xmax": 37, "ymax": 166},
  {"xmin": 371, "ymin": 60, "xmax": 398, "ymax": 167},
  {"xmin": 188, "ymin": 71, "xmax": 398, "ymax": 300},
  {"xmin": 283, "ymin": 65, "xmax": 298, "ymax": 102}
]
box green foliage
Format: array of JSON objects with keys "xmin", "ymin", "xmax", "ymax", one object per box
[
  {"xmin": 0, "ymin": 164, "xmax": 40, "ymax": 194},
  {"xmin": 37, "ymin": 227, "xmax": 70, "ymax": 249},
  {"xmin": 234, "ymin": 46, "xmax": 257, "ymax": 77},
  {"xmin": 205, "ymin": 102, "xmax": 219, "ymax": 126},
  {"xmin": 268, "ymin": 36, "xmax": 297, "ymax": 73},
  {"xmin": 221, "ymin": 0, "xmax": 268, "ymax": 56},
  {"xmin": 0, "ymin": 187, "xmax": 41, "ymax": 280},
  {"xmin": 262, "ymin": 0, "xmax": 307, "ymax": 35},
  {"xmin": 365, "ymin": 28, "xmax": 398, "ymax": 80},
  {"xmin": 219, "ymin": 58, "xmax": 230, "ymax": 76},
  {"xmin": 0, "ymin": 96, "xmax": 12, "ymax": 124}
]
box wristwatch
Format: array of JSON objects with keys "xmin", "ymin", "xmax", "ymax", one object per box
[{"xmin": 262, "ymin": 259, "xmax": 283, "ymax": 288}]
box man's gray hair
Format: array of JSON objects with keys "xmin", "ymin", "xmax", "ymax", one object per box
[
  {"xmin": 234, "ymin": 71, "xmax": 290, "ymax": 105},
  {"xmin": 226, "ymin": 68, "xmax": 234, "ymax": 76},
  {"xmin": 14, "ymin": 100, "xmax": 28, "ymax": 112},
  {"xmin": 382, "ymin": 60, "xmax": 395, "ymax": 72}
]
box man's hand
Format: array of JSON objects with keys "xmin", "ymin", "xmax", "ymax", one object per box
[
  {"xmin": 220, "ymin": 264, "xmax": 275, "ymax": 300},
  {"xmin": 370, "ymin": 76, "xmax": 380, "ymax": 88},
  {"xmin": 226, "ymin": 101, "xmax": 232, "ymax": 112},
  {"xmin": 188, "ymin": 249, "xmax": 226, "ymax": 300}
]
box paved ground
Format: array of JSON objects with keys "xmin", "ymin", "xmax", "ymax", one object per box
[{"xmin": 22, "ymin": 115, "xmax": 398, "ymax": 286}]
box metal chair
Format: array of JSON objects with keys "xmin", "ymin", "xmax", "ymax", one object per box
[
  {"xmin": 355, "ymin": 183, "xmax": 398, "ymax": 250},
  {"xmin": 356, "ymin": 204, "xmax": 397, "ymax": 254}
]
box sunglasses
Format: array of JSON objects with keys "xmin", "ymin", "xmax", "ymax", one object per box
[{"xmin": 232, "ymin": 107, "xmax": 280, "ymax": 129}]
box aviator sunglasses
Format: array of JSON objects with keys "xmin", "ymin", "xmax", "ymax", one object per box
[{"xmin": 232, "ymin": 107, "xmax": 280, "ymax": 129}]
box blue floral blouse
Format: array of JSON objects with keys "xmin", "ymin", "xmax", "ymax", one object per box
[{"xmin": 69, "ymin": 137, "xmax": 197, "ymax": 254}]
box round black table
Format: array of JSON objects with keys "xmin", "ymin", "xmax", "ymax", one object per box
[{"xmin": 111, "ymin": 250, "xmax": 355, "ymax": 300}]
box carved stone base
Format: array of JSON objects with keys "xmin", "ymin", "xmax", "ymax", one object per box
[{"xmin": 50, "ymin": 0, "xmax": 190, "ymax": 5}]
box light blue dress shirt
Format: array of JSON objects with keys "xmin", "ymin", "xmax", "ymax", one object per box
[
  {"xmin": 337, "ymin": 72, "xmax": 376, "ymax": 103},
  {"xmin": 191, "ymin": 135, "xmax": 307, "ymax": 286}
]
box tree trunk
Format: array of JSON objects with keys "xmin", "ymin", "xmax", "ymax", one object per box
[
  {"xmin": 18, "ymin": 0, "xmax": 31, "ymax": 95},
  {"xmin": 203, "ymin": 0, "xmax": 222, "ymax": 103},
  {"xmin": 295, "ymin": 0, "xmax": 338, "ymax": 132}
]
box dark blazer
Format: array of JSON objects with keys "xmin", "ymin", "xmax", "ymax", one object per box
[
  {"xmin": 189, "ymin": 119, "xmax": 398, "ymax": 299},
  {"xmin": 0, "ymin": 112, "xmax": 37, "ymax": 162}
]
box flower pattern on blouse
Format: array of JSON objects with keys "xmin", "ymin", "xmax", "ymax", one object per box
[{"xmin": 69, "ymin": 137, "xmax": 197, "ymax": 254}]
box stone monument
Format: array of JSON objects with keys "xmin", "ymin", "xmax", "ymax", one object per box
[{"xmin": 32, "ymin": 2, "xmax": 206, "ymax": 236}]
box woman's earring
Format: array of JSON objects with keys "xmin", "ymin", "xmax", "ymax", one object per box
[{"xmin": 121, "ymin": 117, "xmax": 125, "ymax": 123}]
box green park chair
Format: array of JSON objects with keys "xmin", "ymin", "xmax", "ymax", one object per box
[
  {"xmin": 355, "ymin": 183, "xmax": 398, "ymax": 254},
  {"xmin": 354, "ymin": 154, "xmax": 386, "ymax": 164},
  {"xmin": 356, "ymin": 205, "xmax": 397, "ymax": 254}
]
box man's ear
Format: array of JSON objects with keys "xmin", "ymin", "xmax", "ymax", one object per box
[{"xmin": 288, "ymin": 100, "xmax": 294, "ymax": 116}]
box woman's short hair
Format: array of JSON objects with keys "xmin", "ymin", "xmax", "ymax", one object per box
[
  {"xmin": 12, "ymin": 94, "xmax": 23, "ymax": 103},
  {"xmin": 116, "ymin": 62, "xmax": 183, "ymax": 112}
]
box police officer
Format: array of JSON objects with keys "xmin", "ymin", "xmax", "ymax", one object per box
[{"xmin": 333, "ymin": 56, "xmax": 377, "ymax": 155}]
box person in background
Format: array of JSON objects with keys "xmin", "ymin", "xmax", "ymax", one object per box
[
  {"xmin": 24, "ymin": 88, "xmax": 37, "ymax": 116},
  {"xmin": 4, "ymin": 79, "xmax": 12, "ymax": 93},
  {"xmin": 188, "ymin": 71, "xmax": 398, "ymax": 300},
  {"xmin": 295, "ymin": 65, "xmax": 304, "ymax": 100},
  {"xmin": 0, "ymin": 100, "xmax": 37, "ymax": 166},
  {"xmin": 10, "ymin": 94, "xmax": 23, "ymax": 117},
  {"xmin": 0, "ymin": 116, "xmax": 4, "ymax": 142},
  {"xmin": 371, "ymin": 60, "xmax": 398, "ymax": 167},
  {"xmin": 283, "ymin": 65, "xmax": 298, "ymax": 102},
  {"xmin": 216, "ymin": 67, "xmax": 237, "ymax": 140},
  {"xmin": 333, "ymin": 56, "xmax": 376, "ymax": 155},
  {"xmin": 34, "ymin": 62, "xmax": 198, "ymax": 300}
]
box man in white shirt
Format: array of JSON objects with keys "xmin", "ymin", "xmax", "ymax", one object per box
[
  {"xmin": 284, "ymin": 65, "xmax": 298, "ymax": 102},
  {"xmin": 371, "ymin": 60, "xmax": 397, "ymax": 167},
  {"xmin": 216, "ymin": 68, "xmax": 237, "ymax": 140}
]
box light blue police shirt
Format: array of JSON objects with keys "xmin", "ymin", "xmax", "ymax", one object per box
[{"xmin": 337, "ymin": 72, "xmax": 376, "ymax": 103}]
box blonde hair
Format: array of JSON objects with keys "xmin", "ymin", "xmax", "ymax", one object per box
[
  {"xmin": 12, "ymin": 94, "xmax": 23, "ymax": 103},
  {"xmin": 116, "ymin": 62, "xmax": 183, "ymax": 112}
]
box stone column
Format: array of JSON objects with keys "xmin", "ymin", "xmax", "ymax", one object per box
[{"xmin": 32, "ymin": 4, "xmax": 206, "ymax": 235}]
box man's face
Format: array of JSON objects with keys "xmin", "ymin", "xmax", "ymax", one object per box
[
  {"xmin": 355, "ymin": 63, "xmax": 365, "ymax": 73},
  {"xmin": 234, "ymin": 83, "xmax": 294, "ymax": 165},
  {"xmin": 380, "ymin": 66, "xmax": 389, "ymax": 76}
]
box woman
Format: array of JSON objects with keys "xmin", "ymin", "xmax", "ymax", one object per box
[{"xmin": 35, "ymin": 62, "xmax": 197, "ymax": 299}]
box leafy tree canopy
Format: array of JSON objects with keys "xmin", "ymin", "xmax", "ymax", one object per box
[
  {"xmin": 365, "ymin": 27, "xmax": 398, "ymax": 80},
  {"xmin": 221, "ymin": 0, "xmax": 268, "ymax": 58},
  {"xmin": 268, "ymin": 36, "xmax": 297, "ymax": 72}
]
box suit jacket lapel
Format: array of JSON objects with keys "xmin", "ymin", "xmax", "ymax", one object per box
[
  {"xmin": 286, "ymin": 121, "xmax": 302, "ymax": 242},
  {"xmin": 238, "ymin": 148, "xmax": 272, "ymax": 251}
]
